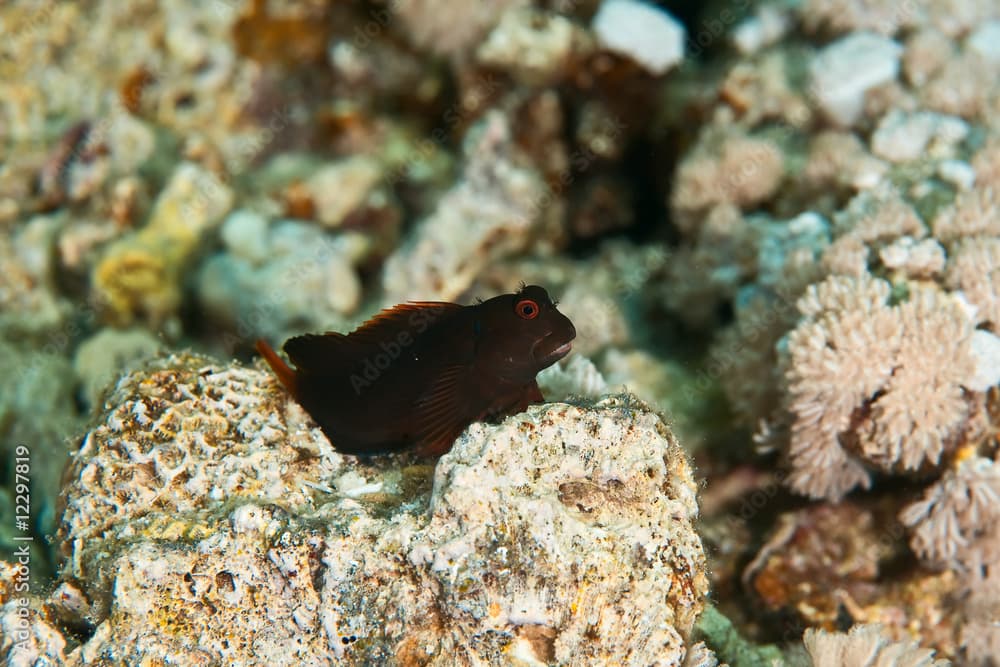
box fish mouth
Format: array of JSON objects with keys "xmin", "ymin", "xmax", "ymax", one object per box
[{"xmin": 532, "ymin": 336, "xmax": 573, "ymax": 365}]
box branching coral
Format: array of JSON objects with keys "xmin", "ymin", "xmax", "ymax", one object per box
[
  {"xmin": 945, "ymin": 237, "xmax": 1000, "ymax": 331},
  {"xmin": 957, "ymin": 564, "xmax": 1000, "ymax": 665},
  {"xmin": 803, "ymin": 624, "xmax": 949, "ymax": 667},
  {"xmin": 783, "ymin": 275, "xmax": 977, "ymax": 499},
  {"xmin": 933, "ymin": 187, "xmax": 1000, "ymax": 242},
  {"xmin": 900, "ymin": 453, "xmax": 1000, "ymax": 571}
]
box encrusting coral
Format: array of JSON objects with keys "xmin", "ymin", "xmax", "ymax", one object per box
[{"xmin": 34, "ymin": 353, "xmax": 709, "ymax": 665}]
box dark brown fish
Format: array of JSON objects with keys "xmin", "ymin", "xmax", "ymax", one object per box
[{"xmin": 256, "ymin": 285, "xmax": 576, "ymax": 456}]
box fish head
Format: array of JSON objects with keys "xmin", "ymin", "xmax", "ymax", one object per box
[{"xmin": 474, "ymin": 285, "xmax": 576, "ymax": 382}]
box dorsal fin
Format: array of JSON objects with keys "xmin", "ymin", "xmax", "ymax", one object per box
[
  {"xmin": 283, "ymin": 301, "xmax": 462, "ymax": 375},
  {"xmin": 345, "ymin": 301, "xmax": 462, "ymax": 346}
]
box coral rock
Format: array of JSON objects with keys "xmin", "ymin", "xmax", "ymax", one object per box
[
  {"xmin": 72, "ymin": 327, "xmax": 162, "ymax": 409},
  {"xmin": 305, "ymin": 156, "xmax": 387, "ymax": 229},
  {"xmin": 870, "ymin": 110, "xmax": 968, "ymax": 163},
  {"xmin": 0, "ymin": 215, "xmax": 71, "ymax": 337},
  {"xmin": 671, "ymin": 133, "xmax": 785, "ymax": 228},
  {"xmin": 536, "ymin": 354, "xmax": 609, "ymax": 400},
  {"xmin": 53, "ymin": 355, "xmax": 708, "ymax": 665},
  {"xmin": 393, "ymin": 0, "xmax": 526, "ymax": 56},
  {"xmin": 0, "ymin": 570, "xmax": 67, "ymax": 667}
]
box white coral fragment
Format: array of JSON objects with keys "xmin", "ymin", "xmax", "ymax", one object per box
[
  {"xmin": 809, "ymin": 32, "xmax": 903, "ymax": 126},
  {"xmin": 592, "ymin": 0, "xmax": 685, "ymax": 75},
  {"xmin": 870, "ymin": 110, "xmax": 968, "ymax": 163},
  {"xmin": 878, "ymin": 237, "xmax": 945, "ymax": 277},
  {"xmin": 477, "ymin": 8, "xmax": 586, "ymax": 85},
  {"xmin": 536, "ymin": 354, "xmax": 608, "ymax": 401},
  {"xmin": 967, "ymin": 20, "xmax": 1000, "ymax": 64},
  {"xmin": 967, "ymin": 329, "xmax": 1000, "ymax": 392}
]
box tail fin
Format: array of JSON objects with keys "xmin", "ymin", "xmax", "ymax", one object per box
[{"xmin": 255, "ymin": 339, "xmax": 298, "ymax": 397}]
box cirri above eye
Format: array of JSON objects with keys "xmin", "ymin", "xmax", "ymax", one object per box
[{"xmin": 516, "ymin": 299, "xmax": 539, "ymax": 319}]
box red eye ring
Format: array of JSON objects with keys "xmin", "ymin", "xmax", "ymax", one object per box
[{"xmin": 516, "ymin": 298, "xmax": 539, "ymax": 319}]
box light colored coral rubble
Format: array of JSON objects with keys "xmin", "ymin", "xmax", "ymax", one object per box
[
  {"xmin": 197, "ymin": 210, "xmax": 366, "ymax": 345},
  {"xmin": 870, "ymin": 110, "xmax": 967, "ymax": 163},
  {"xmin": 800, "ymin": 0, "xmax": 998, "ymax": 39},
  {"xmin": 536, "ymin": 354, "xmax": 609, "ymax": 401},
  {"xmin": 393, "ymin": 0, "xmax": 527, "ymax": 56},
  {"xmin": 304, "ymin": 156, "xmax": 391, "ymax": 229},
  {"xmin": 72, "ymin": 327, "xmax": 161, "ymax": 409},
  {"xmin": 0, "ymin": 214, "xmax": 71, "ymax": 337},
  {"xmin": 382, "ymin": 111, "xmax": 551, "ymax": 303},
  {"xmin": 0, "ymin": 568, "xmax": 67, "ymax": 667},
  {"xmin": 50, "ymin": 354, "xmax": 707, "ymax": 665},
  {"xmin": 477, "ymin": 8, "xmax": 592, "ymax": 86},
  {"xmin": 670, "ymin": 132, "xmax": 785, "ymax": 232},
  {"xmin": 0, "ymin": 0, "xmax": 261, "ymax": 218}
]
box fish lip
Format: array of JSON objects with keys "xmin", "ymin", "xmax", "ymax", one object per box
[
  {"xmin": 533, "ymin": 337, "xmax": 573, "ymax": 364},
  {"xmin": 547, "ymin": 341, "xmax": 573, "ymax": 362}
]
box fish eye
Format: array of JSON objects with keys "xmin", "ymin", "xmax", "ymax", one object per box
[{"xmin": 515, "ymin": 298, "xmax": 539, "ymax": 320}]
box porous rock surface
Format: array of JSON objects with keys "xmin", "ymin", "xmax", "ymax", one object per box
[{"xmin": 50, "ymin": 353, "xmax": 707, "ymax": 666}]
